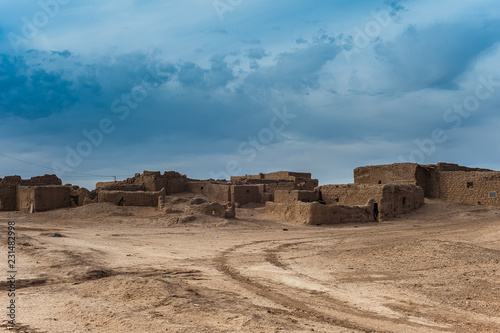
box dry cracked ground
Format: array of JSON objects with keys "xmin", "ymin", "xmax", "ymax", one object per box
[{"xmin": 0, "ymin": 197, "xmax": 500, "ymax": 332}]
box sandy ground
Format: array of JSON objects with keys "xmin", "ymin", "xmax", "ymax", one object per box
[{"xmin": 0, "ymin": 197, "xmax": 500, "ymax": 333}]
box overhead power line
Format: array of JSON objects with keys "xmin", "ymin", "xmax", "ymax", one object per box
[{"xmin": 0, "ymin": 152, "xmax": 116, "ymax": 179}]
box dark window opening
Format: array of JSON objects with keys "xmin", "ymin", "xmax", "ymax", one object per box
[
  {"xmin": 201, "ymin": 186, "xmax": 204, "ymax": 190},
  {"xmin": 335, "ymin": 198, "xmax": 339, "ymax": 203},
  {"xmin": 373, "ymin": 203, "xmax": 379, "ymax": 221},
  {"xmin": 467, "ymin": 182, "xmax": 474, "ymax": 188},
  {"xmin": 378, "ymin": 180, "xmax": 382, "ymax": 184},
  {"xmin": 118, "ymin": 197, "xmax": 124, "ymax": 206},
  {"xmin": 246, "ymin": 189, "xmax": 250, "ymax": 193},
  {"xmin": 402, "ymin": 197, "xmax": 407, "ymax": 206}
]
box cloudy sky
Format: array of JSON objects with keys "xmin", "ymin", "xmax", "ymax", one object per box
[{"xmin": 1, "ymin": 0, "xmax": 499, "ymax": 188}]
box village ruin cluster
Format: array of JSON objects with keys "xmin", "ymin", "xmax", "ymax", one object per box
[{"xmin": 1, "ymin": 162, "xmax": 499, "ymax": 224}]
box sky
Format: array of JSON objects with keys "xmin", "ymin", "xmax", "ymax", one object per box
[{"xmin": 1, "ymin": 0, "xmax": 500, "ymax": 189}]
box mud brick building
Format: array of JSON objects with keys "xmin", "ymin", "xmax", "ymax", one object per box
[
  {"xmin": 2, "ymin": 163, "xmax": 498, "ymax": 219},
  {"xmin": 0, "ymin": 174, "xmax": 88, "ymax": 213},
  {"xmin": 354, "ymin": 162, "xmax": 500, "ymax": 206},
  {"xmin": 266, "ymin": 184, "xmax": 424, "ymax": 224},
  {"xmin": 94, "ymin": 170, "xmax": 318, "ymax": 207}
]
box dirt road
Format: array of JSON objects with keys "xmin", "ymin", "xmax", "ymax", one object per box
[{"xmin": 1, "ymin": 199, "xmax": 499, "ymax": 332}]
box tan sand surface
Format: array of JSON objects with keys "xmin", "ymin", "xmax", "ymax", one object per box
[{"xmin": 1, "ymin": 199, "xmax": 499, "ymax": 332}]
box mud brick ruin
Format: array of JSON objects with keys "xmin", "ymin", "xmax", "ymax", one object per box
[
  {"xmin": 0, "ymin": 175, "xmax": 88, "ymax": 213},
  {"xmin": 1, "ymin": 162, "xmax": 498, "ymax": 224},
  {"xmin": 354, "ymin": 162, "xmax": 500, "ymax": 206},
  {"xmin": 266, "ymin": 183, "xmax": 424, "ymax": 224}
]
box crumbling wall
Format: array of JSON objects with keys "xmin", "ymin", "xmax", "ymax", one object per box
[
  {"xmin": 274, "ymin": 190, "xmax": 318, "ymax": 203},
  {"xmin": 259, "ymin": 183, "xmax": 276, "ymax": 203},
  {"xmin": 16, "ymin": 186, "xmax": 34, "ymax": 212},
  {"xmin": 379, "ymin": 185, "xmax": 425, "ymax": 220},
  {"xmin": 231, "ymin": 185, "xmax": 261, "ymax": 205},
  {"xmin": 117, "ymin": 171, "xmax": 188, "ymax": 194},
  {"xmin": 132, "ymin": 171, "xmax": 188, "ymax": 193},
  {"xmin": 184, "ymin": 201, "xmax": 236, "ymax": 218},
  {"xmin": 438, "ymin": 171, "xmax": 500, "ymax": 206},
  {"xmin": 187, "ymin": 181, "xmax": 279, "ymax": 204},
  {"xmin": 295, "ymin": 178, "xmax": 319, "ymax": 191},
  {"xmin": 435, "ymin": 163, "xmax": 491, "ymax": 172},
  {"xmin": 0, "ymin": 186, "xmax": 17, "ymax": 211},
  {"xmin": 187, "ymin": 182, "xmax": 231, "ymax": 202},
  {"xmin": 16, "ymin": 186, "xmax": 73, "ymax": 212},
  {"xmin": 317, "ymin": 184, "xmax": 424, "ymax": 221},
  {"xmin": 354, "ymin": 163, "xmax": 419, "ymax": 186},
  {"xmin": 1, "ymin": 175, "xmax": 67, "ymax": 212},
  {"xmin": 228, "ymin": 171, "xmax": 318, "ymax": 203},
  {"xmin": 319, "ymin": 184, "xmax": 384, "ymax": 206},
  {"xmin": 260, "ymin": 171, "xmax": 312, "ymax": 181},
  {"xmin": 20, "ymin": 174, "xmax": 62, "ymax": 186},
  {"xmin": 32, "ymin": 186, "xmax": 73, "ymax": 212},
  {"xmin": 266, "ymin": 201, "xmax": 374, "ymax": 225},
  {"xmin": 0, "ymin": 176, "xmax": 22, "ymax": 186},
  {"xmin": 71, "ymin": 187, "xmax": 90, "ymax": 206},
  {"xmin": 231, "ymin": 171, "xmax": 317, "ymax": 187},
  {"xmin": 96, "ymin": 182, "xmax": 145, "ymax": 191},
  {"xmin": 355, "ymin": 162, "xmax": 494, "ymax": 200},
  {"xmin": 98, "ymin": 188, "xmax": 166, "ymax": 206}
]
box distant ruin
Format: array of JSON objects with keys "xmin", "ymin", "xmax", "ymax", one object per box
[
  {"xmin": 1, "ymin": 162, "xmax": 498, "ymax": 224},
  {"xmin": 0, "ymin": 175, "xmax": 88, "ymax": 213}
]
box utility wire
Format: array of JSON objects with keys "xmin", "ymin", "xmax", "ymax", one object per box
[{"xmin": 0, "ymin": 152, "xmax": 116, "ymax": 179}]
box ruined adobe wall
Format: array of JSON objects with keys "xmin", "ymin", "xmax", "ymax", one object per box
[
  {"xmin": 231, "ymin": 171, "xmax": 315, "ymax": 181},
  {"xmin": 354, "ymin": 163, "xmax": 419, "ymax": 186},
  {"xmin": 1, "ymin": 175, "xmax": 64, "ymax": 212},
  {"xmin": 1, "ymin": 174, "xmax": 61, "ymax": 187},
  {"xmin": 16, "ymin": 186, "xmax": 34, "ymax": 212},
  {"xmin": 259, "ymin": 184, "xmax": 276, "ymax": 203},
  {"xmin": 20, "ymin": 174, "xmax": 62, "ymax": 186},
  {"xmin": 318, "ymin": 184, "xmax": 424, "ymax": 221},
  {"xmin": 71, "ymin": 187, "xmax": 90, "ymax": 206},
  {"xmin": 187, "ymin": 182, "xmax": 231, "ymax": 202},
  {"xmin": 354, "ymin": 162, "xmax": 494, "ymax": 200},
  {"xmin": 231, "ymin": 171, "xmax": 304, "ymax": 182},
  {"xmin": 274, "ymin": 190, "xmax": 319, "ymax": 203},
  {"xmin": 231, "ymin": 185, "xmax": 262, "ymax": 205},
  {"xmin": 266, "ymin": 201, "xmax": 374, "ymax": 225},
  {"xmin": 33, "ymin": 186, "xmax": 73, "ymax": 212},
  {"xmin": 164, "ymin": 172, "xmax": 189, "ymax": 193},
  {"xmin": 128, "ymin": 171, "xmax": 188, "ymax": 193},
  {"xmin": 0, "ymin": 186, "xmax": 17, "ymax": 211},
  {"xmin": 379, "ymin": 185, "xmax": 425, "ymax": 220},
  {"xmin": 263, "ymin": 171, "xmax": 312, "ymax": 180},
  {"xmin": 98, "ymin": 188, "xmax": 166, "ymax": 206},
  {"xmin": 319, "ymin": 184, "xmax": 384, "ymax": 206},
  {"xmin": 0, "ymin": 176, "xmax": 22, "ymax": 186},
  {"xmin": 187, "ymin": 182, "xmax": 273, "ymax": 205},
  {"xmin": 435, "ymin": 163, "xmax": 492, "ymax": 172},
  {"xmin": 16, "ymin": 186, "xmax": 72, "ymax": 212},
  {"xmin": 295, "ymin": 178, "xmax": 319, "ymax": 191},
  {"xmin": 95, "ymin": 182, "xmax": 145, "ymax": 192},
  {"xmin": 438, "ymin": 171, "xmax": 500, "ymax": 206}
]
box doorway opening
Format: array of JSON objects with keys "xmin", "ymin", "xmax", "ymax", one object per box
[{"xmin": 373, "ymin": 203, "xmax": 379, "ymax": 221}]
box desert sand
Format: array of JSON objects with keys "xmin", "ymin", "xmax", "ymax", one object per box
[{"xmin": 1, "ymin": 198, "xmax": 499, "ymax": 332}]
